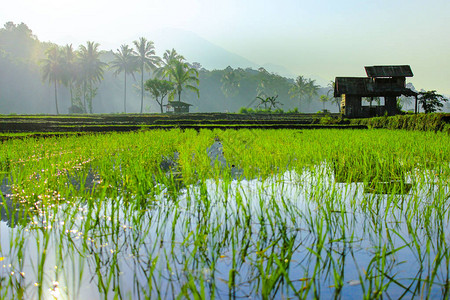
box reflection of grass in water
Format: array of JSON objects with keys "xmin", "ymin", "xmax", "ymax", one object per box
[{"xmin": 0, "ymin": 129, "xmax": 448, "ymax": 298}]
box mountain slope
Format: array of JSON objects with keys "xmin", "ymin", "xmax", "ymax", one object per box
[{"xmin": 148, "ymin": 28, "xmax": 258, "ymax": 70}]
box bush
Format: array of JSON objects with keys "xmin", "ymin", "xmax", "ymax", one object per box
[
  {"xmin": 320, "ymin": 115, "xmax": 335, "ymax": 125},
  {"xmin": 349, "ymin": 113, "xmax": 450, "ymax": 132}
]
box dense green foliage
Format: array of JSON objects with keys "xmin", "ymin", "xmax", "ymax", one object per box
[{"xmin": 144, "ymin": 78, "xmax": 174, "ymax": 113}]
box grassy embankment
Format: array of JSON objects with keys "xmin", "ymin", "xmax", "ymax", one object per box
[
  {"xmin": 349, "ymin": 113, "xmax": 450, "ymax": 133},
  {"xmin": 0, "ymin": 112, "xmax": 359, "ymax": 140},
  {"xmin": 1, "ymin": 112, "xmax": 449, "ymax": 139}
]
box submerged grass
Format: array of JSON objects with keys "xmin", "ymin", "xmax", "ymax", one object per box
[{"xmin": 0, "ymin": 129, "xmax": 449, "ymax": 299}]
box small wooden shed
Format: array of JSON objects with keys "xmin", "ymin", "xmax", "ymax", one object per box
[
  {"xmin": 334, "ymin": 65, "xmax": 418, "ymax": 118},
  {"xmin": 164, "ymin": 101, "xmax": 193, "ymax": 113}
]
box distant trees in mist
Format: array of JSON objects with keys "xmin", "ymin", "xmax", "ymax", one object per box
[
  {"xmin": 41, "ymin": 42, "xmax": 106, "ymax": 114},
  {"xmin": 3, "ymin": 21, "xmax": 441, "ymax": 115},
  {"xmin": 0, "ymin": 21, "xmax": 336, "ymax": 114},
  {"xmin": 38, "ymin": 36, "xmax": 201, "ymax": 114},
  {"xmin": 109, "ymin": 44, "xmax": 135, "ymax": 113}
]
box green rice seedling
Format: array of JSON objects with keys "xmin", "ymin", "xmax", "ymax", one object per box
[{"xmin": 0, "ymin": 128, "xmax": 449, "ymax": 298}]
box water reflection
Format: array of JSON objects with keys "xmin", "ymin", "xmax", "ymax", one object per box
[
  {"xmin": 1, "ymin": 177, "xmax": 31, "ymax": 227},
  {"xmin": 67, "ymin": 167, "xmax": 101, "ymax": 193},
  {"xmin": 0, "ymin": 168, "xmax": 448, "ymax": 299},
  {"xmin": 332, "ymin": 157, "xmax": 416, "ymax": 195}
]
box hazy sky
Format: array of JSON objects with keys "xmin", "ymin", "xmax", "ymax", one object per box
[{"xmin": 1, "ymin": 0, "xmax": 449, "ymax": 93}]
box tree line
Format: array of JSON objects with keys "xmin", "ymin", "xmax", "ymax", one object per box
[
  {"xmin": 1, "ymin": 22, "xmax": 447, "ymax": 114},
  {"xmin": 1, "ymin": 22, "xmax": 336, "ymax": 114},
  {"xmin": 42, "ymin": 39, "xmax": 200, "ymax": 114},
  {"xmin": 0, "ymin": 22, "xmax": 341, "ymax": 114},
  {"xmin": 42, "ymin": 41, "xmax": 335, "ymax": 115},
  {"xmin": 189, "ymin": 66, "xmax": 339, "ymax": 113}
]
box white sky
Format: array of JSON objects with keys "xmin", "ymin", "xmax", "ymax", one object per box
[{"xmin": 1, "ymin": 0, "xmax": 449, "ymax": 93}]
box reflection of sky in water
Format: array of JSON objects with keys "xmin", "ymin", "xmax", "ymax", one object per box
[{"xmin": 0, "ymin": 168, "xmax": 448, "ymax": 299}]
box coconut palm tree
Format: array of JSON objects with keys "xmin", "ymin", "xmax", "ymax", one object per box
[
  {"xmin": 110, "ymin": 44, "xmax": 137, "ymax": 113},
  {"xmin": 78, "ymin": 41, "xmax": 107, "ymax": 113},
  {"xmin": 163, "ymin": 49, "xmax": 185, "ymax": 70},
  {"xmin": 289, "ymin": 76, "xmax": 308, "ymax": 111},
  {"xmin": 306, "ymin": 78, "xmax": 319, "ymax": 100},
  {"xmin": 164, "ymin": 60, "xmax": 199, "ymax": 102},
  {"xmin": 154, "ymin": 48, "xmax": 185, "ymax": 79},
  {"xmin": 41, "ymin": 45, "xmax": 63, "ymax": 114},
  {"xmin": 256, "ymin": 95, "xmax": 282, "ymax": 111},
  {"xmin": 61, "ymin": 44, "xmax": 77, "ymax": 106},
  {"xmin": 163, "ymin": 48, "xmax": 184, "ymax": 65},
  {"xmin": 289, "ymin": 76, "xmax": 319, "ymax": 111},
  {"xmin": 319, "ymin": 95, "xmax": 330, "ymax": 111},
  {"xmin": 133, "ymin": 37, "xmax": 160, "ymax": 113},
  {"xmin": 327, "ymin": 80, "xmax": 341, "ymax": 111}
]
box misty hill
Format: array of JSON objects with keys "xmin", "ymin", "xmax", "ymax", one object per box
[
  {"xmin": 149, "ymin": 28, "xmax": 301, "ymax": 79},
  {"xmin": 149, "ymin": 28, "xmax": 258, "ymax": 71},
  {"xmin": 261, "ymin": 63, "xmax": 296, "ymax": 79}
]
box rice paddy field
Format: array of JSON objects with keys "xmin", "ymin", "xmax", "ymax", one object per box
[{"xmin": 0, "ymin": 128, "xmax": 449, "ymax": 299}]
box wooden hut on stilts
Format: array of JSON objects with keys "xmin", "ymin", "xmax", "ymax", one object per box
[{"xmin": 334, "ymin": 65, "xmax": 418, "ymax": 118}]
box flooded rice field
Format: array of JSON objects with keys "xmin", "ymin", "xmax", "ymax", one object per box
[{"xmin": 0, "ymin": 129, "xmax": 449, "ymax": 299}]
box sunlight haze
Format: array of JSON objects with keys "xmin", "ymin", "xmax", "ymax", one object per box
[{"xmin": 1, "ymin": 0, "xmax": 449, "ymax": 93}]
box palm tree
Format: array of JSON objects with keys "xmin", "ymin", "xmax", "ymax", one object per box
[
  {"xmin": 163, "ymin": 49, "xmax": 184, "ymax": 65},
  {"xmin": 41, "ymin": 45, "xmax": 63, "ymax": 114},
  {"xmin": 326, "ymin": 80, "xmax": 335, "ymax": 98},
  {"xmin": 61, "ymin": 44, "xmax": 77, "ymax": 106},
  {"xmin": 306, "ymin": 78, "xmax": 319, "ymax": 101},
  {"xmin": 78, "ymin": 41, "xmax": 107, "ymax": 113},
  {"xmin": 164, "ymin": 60, "xmax": 199, "ymax": 102},
  {"xmin": 289, "ymin": 76, "xmax": 308, "ymax": 111},
  {"xmin": 289, "ymin": 76, "xmax": 319, "ymax": 111},
  {"xmin": 319, "ymin": 95, "xmax": 329, "ymax": 111},
  {"xmin": 154, "ymin": 48, "xmax": 185, "ymax": 79},
  {"xmin": 133, "ymin": 37, "xmax": 160, "ymax": 113},
  {"xmin": 110, "ymin": 44, "xmax": 137, "ymax": 113},
  {"xmin": 256, "ymin": 95, "xmax": 282, "ymax": 111},
  {"xmin": 327, "ymin": 80, "xmax": 340, "ymax": 111}
]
